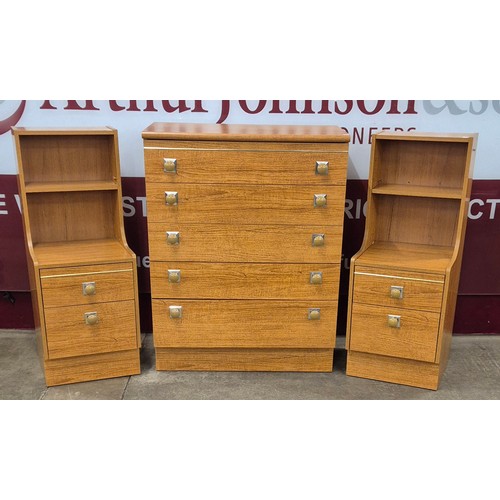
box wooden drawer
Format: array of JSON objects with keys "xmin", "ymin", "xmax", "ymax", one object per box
[
  {"xmin": 148, "ymin": 223, "xmax": 343, "ymax": 264},
  {"xmin": 40, "ymin": 263, "xmax": 134, "ymax": 308},
  {"xmin": 152, "ymin": 299, "xmax": 337, "ymax": 348},
  {"xmin": 144, "ymin": 146, "xmax": 348, "ymax": 185},
  {"xmin": 349, "ymin": 303, "xmax": 440, "ymax": 363},
  {"xmin": 150, "ymin": 262, "xmax": 340, "ymax": 300},
  {"xmin": 44, "ymin": 300, "xmax": 138, "ymax": 359},
  {"xmin": 353, "ymin": 267, "xmax": 444, "ymax": 312},
  {"xmin": 145, "ymin": 183, "xmax": 345, "ymax": 225}
]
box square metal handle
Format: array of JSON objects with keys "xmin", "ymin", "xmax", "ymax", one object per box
[
  {"xmin": 166, "ymin": 231, "xmax": 180, "ymax": 245},
  {"xmin": 308, "ymin": 308, "xmax": 321, "ymax": 320},
  {"xmin": 84, "ymin": 312, "xmax": 99, "ymax": 326},
  {"xmin": 169, "ymin": 306, "xmax": 183, "ymax": 319},
  {"xmin": 82, "ymin": 282, "xmax": 96, "ymax": 296},
  {"xmin": 390, "ymin": 286, "xmax": 404, "ymax": 299},
  {"xmin": 315, "ymin": 161, "xmax": 329, "ymax": 175},
  {"xmin": 165, "ymin": 191, "xmax": 178, "ymax": 206},
  {"xmin": 163, "ymin": 158, "xmax": 177, "ymax": 173},
  {"xmin": 388, "ymin": 315, "xmax": 401, "ymax": 328},
  {"xmin": 314, "ymin": 194, "xmax": 327, "ymax": 208}
]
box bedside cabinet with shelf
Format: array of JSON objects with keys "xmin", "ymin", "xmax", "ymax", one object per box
[
  {"xmin": 346, "ymin": 131, "xmax": 477, "ymax": 390},
  {"xmin": 13, "ymin": 127, "xmax": 141, "ymax": 386}
]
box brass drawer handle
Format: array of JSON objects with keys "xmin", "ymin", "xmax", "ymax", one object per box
[
  {"xmin": 315, "ymin": 161, "xmax": 329, "ymax": 175},
  {"xmin": 166, "ymin": 231, "xmax": 180, "ymax": 245},
  {"xmin": 308, "ymin": 308, "xmax": 321, "ymax": 320},
  {"xmin": 82, "ymin": 282, "xmax": 96, "ymax": 296},
  {"xmin": 312, "ymin": 234, "xmax": 325, "ymax": 247},
  {"xmin": 168, "ymin": 270, "xmax": 181, "ymax": 283},
  {"xmin": 390, "ymin": 286, "xmax": 404, "ymax": 299},
  {"xmin": 388, "ymin": 315, "xmax": 401, "ymax": 328},
  {"xmin": 165, "ymin": 191, "xmax": 178, "ymax": 206},
  {"xmin": 84, "ymin": 312, "xmax": 98, "ymax": 326},
  {"xmin": 310, "ymin": 272, "xmax": 323, "ymax": 285},
  {"xmin": 314, "ymin": 194, "xmax": 327, "ymax": 207},
  {"xmin": 163, "ymin": 158, "xmax": 177, "ymax": 173},
  {"xmin": 169, "ymin": 306, "xmax": 183, "ymax": 319}
]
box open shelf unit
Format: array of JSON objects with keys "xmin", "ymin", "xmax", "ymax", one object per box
[
  {"xmin": 13, "ymin": 127, "xmax": 141, "ymax": 386},
  {"xmin": 346, "ymin": 131, "xmax": 477, "ymax": 390}
]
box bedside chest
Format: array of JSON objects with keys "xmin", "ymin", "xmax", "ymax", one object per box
[
  {"xmin": 346, "ymin": 131, "xmax": 477, "ymax": 389},
  {"xmin": 143, "ymin": 123, "xmax": 350, "ymax": 371},
  {"xmin": 13, "ymin": 128, "xmax": 142, "ymax": 386}
]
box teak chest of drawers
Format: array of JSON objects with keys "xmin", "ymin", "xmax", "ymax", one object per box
[
  {"xmin": 13, "ymin": 127, "xmax": 141, "ymax": 386},
  {"xmin": 143, "ymin": 123, "xmax": 350, "ymax": 371},
  {"xmin": 346, "ymin": 131, "xmax": 477, "ymax": 390}
]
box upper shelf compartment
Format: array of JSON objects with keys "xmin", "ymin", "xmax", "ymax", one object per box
[
  {"xmin": 371, "ymin": 137, "xmax": 469, "ymax": 199},
  {"xmin": 18, "ymin": 133, "xmax": 117, "ymax": 185}
]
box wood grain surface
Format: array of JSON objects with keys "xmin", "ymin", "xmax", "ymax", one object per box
[
  {"xmin": 148, "ymin": 223, "xmax": 343, "ymax": 264},
  {"xmin": 33, "ymin": 239, "xmax": 135, "ymax": 267},
  {"xmin": 44, "ymin": 300, "xmax": 138, "ymax": 359},
  {"xmin": 353, "ymin": 268, "xmax": 444, "ymax": 313},
  {"xmin": 354, "ymin": 242, "xmax": 454, "ymax": 273},
  {"xmin": 156, "ymin": 348, "xmax": 334, "ymax": 372},
  {"xmin": 146, "ymin": 183, "xmax": 346, "ymax": 226},
  {"xmin": 17, "ymin": 133, "xmax": 116, "ymax": 184},
  {"xmin": 144, "ymin": 147, "xmax": 347, "ymax": 185},
  {"xmin": 152, "ymin": 299, "xmax": 337, "ymax": 349},
  {"xmin": 349, "ymin": 302, "xmax": 440, "ymax": 363},
  {"xmin": 346, "ymin": 350, "xmax": 439, "ymax": 390},
  {"xmin": 142, "ymin": 122, "xmax": 350, "ymax": 143},
  {"xmin": 150, "ymin": 262, "xmax": 340, "ymax": 300},
  {"xmin": 44, "ymin": 349, "xmax": 140, "ymax": 386},
  {"xmin": 41, "ymin": 264, "xmax": 134, "ymax": 308}
]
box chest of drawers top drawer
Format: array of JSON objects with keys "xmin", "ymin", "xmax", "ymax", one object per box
[
  {"xmin": 144, "ymin": 144, "xmax": 348, "ymax": 186},
  {"xmin": 143, "ymin": 123, "xmax": 349, "ymax": 186}
]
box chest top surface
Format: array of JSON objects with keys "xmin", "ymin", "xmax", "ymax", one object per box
[{"xmin": 142, "ymin": 123, "xmax": 350, "ymax": 144}]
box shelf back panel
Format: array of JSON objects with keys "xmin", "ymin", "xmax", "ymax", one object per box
[
  {"xmin": 373, "ymin": 140, "xmax": 468, "ymax": 191},
  {"xmin": 27, "ymin": 191, "xmax": 117, "ymax": 244},
  {"xmin": 373, "ymin": 195, "xmax": 460, "ymax": 248},
  {"xmin": 19, "ymin": 135, "xmax": 115, "ymax": 184}
]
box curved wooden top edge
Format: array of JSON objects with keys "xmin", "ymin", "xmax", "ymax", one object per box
[
  {"xmin": 374, "ymin": 130, "xmax": 478, "ymax": 142},
  {"xmin": 142, "ymin": 122, "xmax": 351, "ymax": 143},
  {"xmin": 11, "ymin": 126, "xmax": 116, "ymax": 136}
]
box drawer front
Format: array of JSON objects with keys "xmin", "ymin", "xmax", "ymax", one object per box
[
  {"xmin": 44, "ymin": 300, "xmax": 138, "ymax": 359},
  {"xmin": 145, "ymin": 147, "xmax": 348, "ymax": 185},
  {"xmin": 150, "ymin": 262, "xmax": 340, "ymax": 300},
  {"xmin": 40, "ymin": 263, "xmax": 134, "ymax": 308},
  {"xmin": 146, "ymin": 183, "xmax": 345, "ymax": 225},
  {"xmin": 148, "ymin": 223, "xmax": 343, "ymax": 263},
  {"xmin": 152, "ymin": 299, "xmax": 337, "ymax": 348},
  {"xmin": 353, "ymin": 267, "xmax": 444, "ymax": 312},
  {"xmin": 349, "ymin": 303, "xmax": 440, "ymax": 363}
]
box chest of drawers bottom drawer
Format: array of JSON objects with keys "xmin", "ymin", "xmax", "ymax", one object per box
[{"xmin": 152, "ymin": 299, "xmax": 337, "ymax": 349}]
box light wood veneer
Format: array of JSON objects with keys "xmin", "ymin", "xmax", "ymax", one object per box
[
  {"xmin": 13, "ymin": 127, "xmax": 141, "ymax": 386},
  {"xmin": 346, "ymin": 131, "xmax": 477, "ymax": 390},
  {"xmin": 144, "ymin": 123, "xmax": 350, "ymax": 371}
]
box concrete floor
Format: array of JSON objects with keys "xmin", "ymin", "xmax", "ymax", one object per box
[{"xmin": 1, "ymin": 330, "xmax": 499, "ymax": 399}]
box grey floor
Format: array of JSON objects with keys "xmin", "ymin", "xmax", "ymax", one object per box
[{"xmin": 1, "ymin": 330, "xmax": 499, "ymax": 399}]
